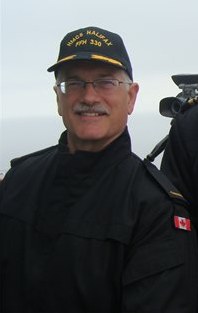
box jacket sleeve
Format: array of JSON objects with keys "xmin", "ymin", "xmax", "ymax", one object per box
[{"xmin": 121, "ymin": 193, "xmax": 198, "ymax": 312}]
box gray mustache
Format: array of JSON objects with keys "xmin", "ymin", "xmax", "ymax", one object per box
[{"xmin": 73, "ymin": 104, "xmax": 110, "ymax": 115}]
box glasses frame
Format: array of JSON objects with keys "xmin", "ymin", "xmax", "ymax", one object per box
[{"xmin": 56, "ymin": 78, "xmax": 132, "ymax": 94}]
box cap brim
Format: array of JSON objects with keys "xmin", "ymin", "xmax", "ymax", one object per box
[{"xmin": 47, "ymin": 52, "xmax": 125, "ymax": 72}]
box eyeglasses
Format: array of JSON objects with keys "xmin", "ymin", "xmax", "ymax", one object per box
[{"xmin": 56, "ymin": 79, "xmax": 132, "ymax": 94}]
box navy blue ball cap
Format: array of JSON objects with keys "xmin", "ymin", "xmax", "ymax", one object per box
[{"xmin": 47, "ymin": 26, "xmax": 133, "ymax": 80}]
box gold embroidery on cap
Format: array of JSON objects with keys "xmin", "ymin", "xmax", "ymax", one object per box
[
  {"xmin": 66, "ymin": 30, "xmax": 113, "ymax": 48},
  {"xmin": 67, "ymin": 33, "xmax": 84, "ymax": 46},
  {"xmin": 75, "ymin": 39, "xmax": 88, "ymax": 47},
  {"xmin": 86, "ymin": 30, "xmax": 113, "ymax": 46},
  {"xmin": 91, "ymin": 54, "xmax": 123, "ymax": 67}
]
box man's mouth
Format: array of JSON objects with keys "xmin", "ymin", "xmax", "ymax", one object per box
[
  {"xmin": 77, "ymin": 112, "xmax": 106, "ymax": 116},
  {"xmin": 73, "ymin": 104, "xmax": 110, "ymax": 116}
]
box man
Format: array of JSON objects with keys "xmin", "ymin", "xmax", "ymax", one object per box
[
  {"xmin": 0, "ymin": 26, "xmax": 198, "ymax": 312},
  {"xmin": 161, "ymin": 103, "xmax": 198, "ymax": 231}
]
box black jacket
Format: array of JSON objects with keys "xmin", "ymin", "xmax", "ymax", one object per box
[
  {"xmin": 161, "ymin": 104, "xmax": 198, "ymax": 230},
  {"xmin": 0, "ymin": 129, "xmax": 198, "ymax": 312}
]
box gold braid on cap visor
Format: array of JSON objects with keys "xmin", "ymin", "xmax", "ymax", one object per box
[
  {"xmin": 91, "ymin": 54, "xmax": 124, "ymax": 67},
  {"xmin": 56, "ymin": 54, "xmax": 124, "ymax": 68},
  {"xmin": 56, "ymin": 55, "xmax": 77, "ymax": 64}
]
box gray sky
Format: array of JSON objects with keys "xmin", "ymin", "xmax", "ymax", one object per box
[{"xmin": 1, "ymin": 0, "xmax": 198, "ymax": 170}]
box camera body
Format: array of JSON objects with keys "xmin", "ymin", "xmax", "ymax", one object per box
[
  {"xmin": 147, "ymin": 74, "xmax": 198, "ymax": 162},
  {"xmin": 159, "ymin": 74, "xmax": 198, "ymax": 118}
]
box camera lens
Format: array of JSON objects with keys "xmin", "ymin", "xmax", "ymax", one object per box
[{"xmin": 171, "ymin": 99, "xmax": 182, "ymax": 116}]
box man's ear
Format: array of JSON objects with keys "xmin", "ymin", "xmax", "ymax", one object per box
[
  {"xmin": 127, "ymin": 83, "xmax": 139, "ymax": 115},
  {"xmin": 53, "ymin": 86, "xmax": 63, "ymax": 116}
]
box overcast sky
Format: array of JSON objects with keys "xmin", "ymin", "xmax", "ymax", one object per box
[{"xmin": 1, "ymin": 0, "xmax": 198, "ymax": 171}]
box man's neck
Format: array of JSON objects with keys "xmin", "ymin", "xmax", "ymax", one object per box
[{"xmin": 67, "ymin": 132, "xmax": 124, "ymax": 154}]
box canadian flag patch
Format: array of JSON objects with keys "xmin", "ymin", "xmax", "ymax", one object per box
[{"xmin": 174, "ymin": 216, "xmax": 191, "ymax": 231}]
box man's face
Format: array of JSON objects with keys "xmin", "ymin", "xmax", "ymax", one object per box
[{"xmin": 54, "ymin": 61, "xmax": 139, "ymax": 152}]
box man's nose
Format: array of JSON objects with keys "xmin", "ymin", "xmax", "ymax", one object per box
[
  {"xmin": 83, "ymin": 81, "xmax": 97, "ymax": 91},
  {"xmin": 81, "ymin": 82, "xmax": 100, "ymax": 102}
]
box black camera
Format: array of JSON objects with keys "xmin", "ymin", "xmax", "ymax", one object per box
[
  {"xmin": 147, "ymin": 74, "xmax": 198, "ymax": 162},
  {"xmin": 159, "ymin": 74, "xmax": 198, "ymax": 118}
]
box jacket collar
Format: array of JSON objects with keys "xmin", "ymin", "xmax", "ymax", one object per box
[{"xmin": 57, "ymin": 127, "xmax": 132, "ymax": 175}]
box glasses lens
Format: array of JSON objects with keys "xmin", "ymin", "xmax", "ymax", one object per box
[
  {"xmin": 60, "ymin": 82, "xmax": 66, "ymax": 93},
  {"xmin": 59, "ymin": 81, "xmax": 84, "ymax": 94},
  {"xmin": 67, "ymin": 81, "xmax": 84, "ymax": 90},
  {"xmin": 95, "ymin": 79, "xmax": 118, "ymax": 90}
]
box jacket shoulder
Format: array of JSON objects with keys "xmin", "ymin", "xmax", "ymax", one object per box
[
  {"xmin": 143, "ymin": 158, "xmax": 187, "ymax": 203},
  {"xmin": 10, "ymin": 145, "xmax": 57, "ymax": 168}
]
